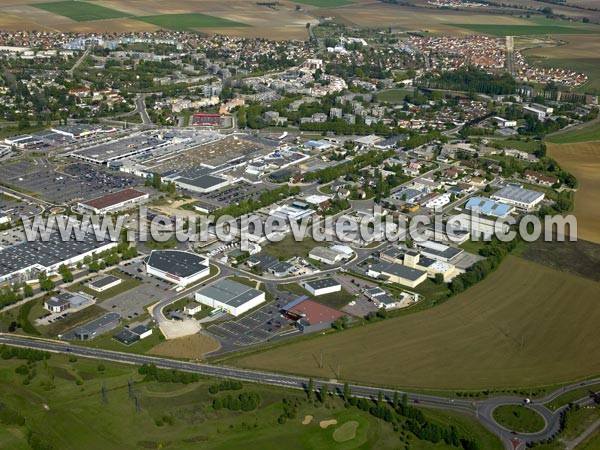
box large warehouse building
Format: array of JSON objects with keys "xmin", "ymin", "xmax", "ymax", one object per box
[
  {"xmin": 491, "ymin": 186, "xmax": 545, "ymax": 211},
  {"xmin": 145, "ymin": 250, "xmax": 210, "ymax": 287},
  {"xmin": 77, "ymin": 188, "xmax": 149, "ymax": 215},
  {"xmin": 194, "ymin": 278, "xmax": 265, "ymax": 317},
  {"xmin": 0, "ymin": 231, "xmax": 118, "ymax": 284}
]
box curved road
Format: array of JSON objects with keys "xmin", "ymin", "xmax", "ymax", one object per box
[{"xmin": 1, "ymin": 333, "xmax": 598, "ymax": 449}]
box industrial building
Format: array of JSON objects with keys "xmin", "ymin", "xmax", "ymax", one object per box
[
  {"xmin": 194, "ymin": 278, "xmax": 265, "ymax": 317},
  {"xmin": 0, "ymin": 231, "xmax": 119, "ymax": 284},
  {"xmin": 77, "ymin": 188, "xmax": 149, "ymax": 215},
  {"xmin": 282, "ymin": 297, "xmax": 345, "ymax": 333},
  {"xmin": 415, "ymin": 241, "xmax": 463, "ymax": 262},
  {"xmin": 367, "ymin": 260, "xmax": 428, "ymax": 288},
  {"xmin": 112, "ymin": 325, "xmax": 153, "ymax": 345},
  {"xmin": 303, "ymin": 278, "xmax": 342, "ymax": 296},
  {"xmin": 309, "ymin": 246, "xmax": 352, "ymax": 265},
  {"xmin": 44, "ymin": 292, "xmax": 92, "ymax": 313},
  {"xmin": 145, "ymin": 250, "xmax": 210, "ymax": 287},
  {"xmin": 380, "ymin": 248, "xmax": 456, "ymax": 281},
  {"xmin": 72, "ymin": 312, "xmax": 121, "ymax": 340},
  {"xmin": 449, "ymin": 213, "xmax": 510, "ymax": 240},
  {"xmin": 88, "ymin": 275, "xmax": 122, "ymax": 292},
  {"xmin": 465, "ymin": 197, "xmax": 515, "ymax": 218},
  {"xmin": 491, "ymin": 186, "xmax": 545, "ymax": 211}
]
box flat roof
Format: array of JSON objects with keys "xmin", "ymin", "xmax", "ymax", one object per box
[
  {"xmin": 89, "ymin": 274, "xmax": 121, "ymax": 289},
  {"xmin": 465, "ymin": 197, "xmax": 514, "ymax": 217},
  {"xmin": 81, "ymin": 188, "xmax": 147, "ymax": 211},
  {"xmin": 382, "ymin": 263, "xmax": 427, "ymax": 281},
  {"xmin": 75, "ymin": 312, "xmax": 120, "ymax": 335},
  {"xmin": 0, "ymin": 230, "xmax": 115, "ymax": 279},
  {"xmin": 146, "ymin": 250, "xmax": 208, "ymax": 279},
  {"xmin": 304, "ymin": 278, "xmax": 341, "ymax": 290},
  {"xmin": 492, "ymin": 186, "xmax": 544, "ymax": 205},
  {"xmin": 197, "ymin": 278, "xmax": 263, "ymax": 308}
]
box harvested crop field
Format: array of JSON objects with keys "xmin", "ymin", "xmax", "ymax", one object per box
[
  {"xmin": 147, "ymin": 333, "xmax": 220, "ymax": 359},
  {"xmin": 547, "ymin": 141, "xmax": 600, "ymax": 244},
  {"xmin": 235, "ymin": 256, "xmax": 600, "ymax": 390},
  {"xmin": 0, "ymin": 0, "xmax": 315, "ymax": 38}
]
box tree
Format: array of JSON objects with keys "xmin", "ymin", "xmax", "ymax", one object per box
[
  {"xmin": 402, "ymin": 393, "xmax": 408, "ymax": 409},
  {"xmin": 378, "ymin": 390, "xmax": 383, "ymax": 406},
  {"xmin": 343, "ymin": 382, "xmax": 351, "ymax": 402},
  {"xmin": 320, "ymin": 384, "xmax": 328, "ymax": 404},
  {"xmin": 393, "ymin": 390, "xmax": 399, "ymax": 408},
  {"xmin": 307, "ymin": 378, "xmax": 314, "ymax": 400},
  {"xmin": 23, "ymin": 284, "xmax": 34, "ymax": 298}
]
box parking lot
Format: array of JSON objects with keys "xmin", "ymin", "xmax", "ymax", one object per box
[
  {"xmin": 196, "ymin": 181, "xmax": 267, "ymax": 208},
  {"xmin": 0, "ymin": 160, "xmax": 143, "ymax": 204},
  {"xmin": 207, "ymin": 292, "xmax": 297, "ymax": 347},
  {"xmin": 94, "ymin": 262, "xmax": 176, "ymax": 319}
]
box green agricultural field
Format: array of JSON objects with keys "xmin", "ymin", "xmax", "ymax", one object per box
[
  {"xmin": 33, "ymin": 1, "xmax": 131, "ymax": 22},
  {"xmin": 546, "ymin": 123, "xmax": 600, "ymax": 144},
  {"xmin": 0, "ymin": 354, "xmax": 501, "ymax": 450},
  {"xmin": 235, "ymin": 256, "xmax": 600, "ymax": 390},
  {"xmin": 492, "ymin": 405, "xmax": 545, "ymax": 433},
  {"xmin": 449, "ymin": 23, "xmax": 600, "ymax": 36},
  {"xmin": 136, "ymin": 14, "xmax": 249, "ymax": 31},
  {"xmin": 292, "ymin": 0, "xmax": 354, "ymax": 7}
]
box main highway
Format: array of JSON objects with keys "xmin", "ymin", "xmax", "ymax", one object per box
[{"xmin": 2, "ymin": 333, "xmax": 598, "ymax": 450}]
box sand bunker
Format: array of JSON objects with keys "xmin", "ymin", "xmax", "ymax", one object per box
[{"xmin": 319, "ymin": 419, "xmax": 338, "ymax": 429}]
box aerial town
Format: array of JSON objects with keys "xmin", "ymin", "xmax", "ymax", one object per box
[{"xmin": 0, "ymin": 4, "xmax": 599, "ymax": 450}]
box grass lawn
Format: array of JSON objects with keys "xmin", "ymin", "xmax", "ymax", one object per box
[
  {"xmin": 492, "ymin": 405, "xmax": 545, "ymax": 433},
  {"xmin": 545, "ymin": 383, "xmax": 600, "ymax": 410},
  {"xmin": 579, "ymin": 420, "xmax": 600, "ymax": 449},
  {"xmin": 34, "ymin": 1, "xmax": 130, "ymax": 21},
  {"xmin": 491, "ymin": 137, "xmax": 542, "ymax": 153},
  {"xmin": 449, "ymin": 23, "xmax": 600, "ymax": 36},
  {"xmin": 66, "ymin": 269, "xmax": 142, "ymax": 302},
  {"xmin": 292, "ymin": 0, "xmax": 353, "ymax": 6},
  {"xmin": 38, "ymin": 304, "xmax": 106, "ymax": 337},
  {"xmin": 235, "ymin": 257, "xmax": 600, "ymax": 390},
  {"xmin": 278, "ymin": 282, "xmax": 310, "ymax": 296},
  {"xmin": 0, "ymin": 353, "xmax": 502, "ymax": 450},
  {"xmin": 314, "ymin": 288, "xmax": 354, "ymax": 310},
  {"xmin": 136, "ymin": 14, "xmax": 249, "ymax": 31},
  {"xmin": 561, "ymin": 407, "xmax": 600, "ymax": 441},
  {"xmin": 546, "ymin": 123, "xmax": 600, "ymax": 144},
  {"xmin": 80, "ymin": 327, "xmax": 165, "ymax": 354},
  {"xmin": 261, "ymin": 234, "xmax": 319, "ymax": 261}
]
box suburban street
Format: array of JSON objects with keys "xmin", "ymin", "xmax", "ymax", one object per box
[{"xmin": 1, "ymin": 333, "xmax": 597, "ymax": 450}]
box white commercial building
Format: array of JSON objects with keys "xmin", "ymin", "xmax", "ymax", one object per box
[
  {"xmin": 145, "ymin": 250, "xmax": 210, "ymax": 287},
  {"xmin": 491, "ymin": 186, "xmax": 545, "ymax": 211},
  {"xmin": 303, "ymin": 278, "xmax": 342, "ymax": 296},
  {"xmin": 88, "ymin": 275, "xmax": 122, "ymax": 292},
  {"xmin": 195, "ymin": 278, "xmax": 265, "ymax": 317},
  {"xmin": 77, "ymin": 188, "xmax": 149, "ymax": 215},
  {"xmin": 449, "ymin": 213, "xmax": 510, "ymax": 240}
]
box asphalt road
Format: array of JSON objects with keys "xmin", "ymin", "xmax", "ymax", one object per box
[{"xmin": 2, "ymin": 333, "xmax": 598, "ymax": 449}]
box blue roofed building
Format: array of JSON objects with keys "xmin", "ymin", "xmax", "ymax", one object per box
[{"xmin": 464, "ymin": 197, "xmax": 515, "ymax": 218}]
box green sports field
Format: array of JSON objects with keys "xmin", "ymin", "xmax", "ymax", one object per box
[
  {"xmin": 234, "ymin": 256, "xmax": 600, "ymax": 390},
  {"xmin": 33, "ymin": 1, "xmax": 130, "ymax": 22},
  {"xmin": 136, "ymin": 13, "xmax": 249, "ymax": 31}
]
